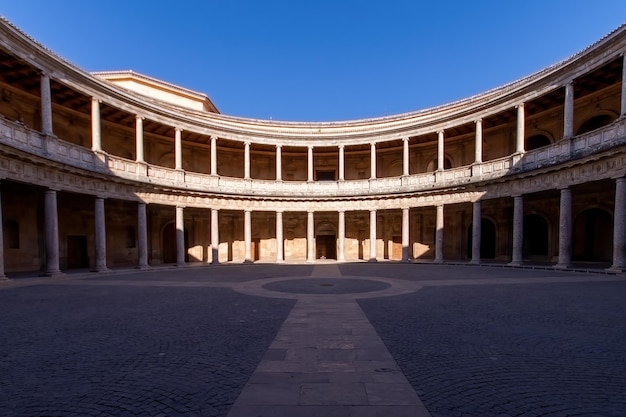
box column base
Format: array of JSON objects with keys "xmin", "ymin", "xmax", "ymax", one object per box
[
  {"xmin": 554, "ymin": 263, "xmax": 571, "ymax": 270},
  {"xmin": 176, "ymin": 262, "xmax": 186, "ymax": 268},
  {"xmin": 92, "ymin": 266, "xmax": 109, "ymax": 273},
  {"xmin": 367, "ymin": 258, "xmax": 378, "ymax": 263},
  {"xmin": 136, "ymin": 264, "xmax": 150, "ymax": 270},
  {"xmin": 606, "ymin": 265, "xmax": 626, "ymax": 273},
  {"xmin": 508, "ymin": 261, "xmax": 523, "ymax": 267},
  {"xmin": 432, "ymin": 259, "xmax": 444, "ymax": 264},
  {"xmin": 469, "ymin": 259, "xmax": 481, "ymax": 265},
  {"xmin": 0, "ymin": 275, "xmax": 9, "ymax": 281},
  {"xmin": 306, "ymin": 259, "xmax": 316, "ymax": 264},
  {"xmin": 243, "ymin": 260, "xmax": 254, "ymax": 264},
  {"xmin": 276, "ymin": 259, "xmax": 285, "ymax": 264}
]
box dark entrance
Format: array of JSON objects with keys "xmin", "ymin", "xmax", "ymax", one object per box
[
  {"xmin": 66, "ymin": 235, "xmax": 89, "ymax": 269},
  {"xmin": 573, "ymin": 208, "xmax": 612, "ymax": 262},
  {"xmin": 523, "ymin": 214, "xmax": 549, "ymax": 259},
  {"xmin": 467, "ymin": 219, "xmax": 496, "ymax": 259},
  {"xmin": 316, "ymin": 235, "xmax": 337, "ymax": 259},
  {"xmin": 162, "ymin": 223, "xmax": 189, "ymax": 264}
]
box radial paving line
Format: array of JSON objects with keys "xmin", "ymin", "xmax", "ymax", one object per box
[{"xmin": 227, "ymin": 265, "xmax": 431, "ymax": 417}]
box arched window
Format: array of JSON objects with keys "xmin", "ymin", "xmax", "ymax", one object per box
[
  {"xmin": 525, "ymin": 135, "xmax": 551, "ymax": 151},
  {"xmin": 5, "ymin": 220, "xmax": 19, "ymax": 249},
  {"xmin": 576, "ymin": 114, "xmax": 616, "ymax": 135}
]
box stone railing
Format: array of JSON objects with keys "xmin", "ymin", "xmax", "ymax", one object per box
[{"xmin": 0, "ymin": 115, "xmax": 624, "ymax": 198}]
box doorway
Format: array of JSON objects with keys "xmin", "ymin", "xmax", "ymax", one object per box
[
  {"xmin": 162, "ymin": 223, "xmax": 189, "ymax": 264},
  {"xmin": 316, "ymin": 235, "xmax": 337, "ymax": 259},
  {"xmin": 67, "ymin": 235, "xmax": 89, "ymax": 269}
]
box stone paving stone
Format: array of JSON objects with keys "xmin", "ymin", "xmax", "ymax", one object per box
[
  {"xmin": 359, "ymin": 280, "xmax": 626, "ymax": 417},
  {"xmin": 0, "ymin": 284, "xmax": 295, "ymax": 417}
]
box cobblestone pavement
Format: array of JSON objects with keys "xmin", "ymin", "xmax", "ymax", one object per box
[
  {"xmin": 0, "ymin": 283, "xmax": 295, "ymax": 417},
  {"xmin": 1, "ymin": 263, "xmax": 624, "ymax": 416},
  {"xmin": 359, "ymin": 280, "xmax": 626, "ymax": 417}
]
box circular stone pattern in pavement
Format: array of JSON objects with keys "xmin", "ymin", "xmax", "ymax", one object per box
[{"xmin": 262, "ymin": 278, "xmax": 391, "ymax": 294}]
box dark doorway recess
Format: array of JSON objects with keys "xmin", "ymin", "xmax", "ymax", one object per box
[
  {"xmin": 573, "ymin": 208, "xmax": 612, "ymax": 262},
  {"xmin": 67, "ymin": 235, "xmax": 89, "ymax": 269},
  {"xmin": 316, "ymin": 235, "xmax": 337, "ymax": 259},
  {"xmin": 467, "ymin": 219, "xmax": 496, "ymax": 259},
  {"xmin": 162, "ymin": 223, "xmax": 189, "ymax": 264},
  {"xmin": 523, "ymin": 214, "xmax": 549, "ymax": 259}
]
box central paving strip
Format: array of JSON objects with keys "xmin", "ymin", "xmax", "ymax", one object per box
[{"xmin": 227, "ymin": 281, "xmax": 431, "ymax": 416}]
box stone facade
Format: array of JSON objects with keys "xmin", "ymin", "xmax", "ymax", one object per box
[{"xmin": 0, "ymin": 18, "xmax": 625, "ymax": 276}]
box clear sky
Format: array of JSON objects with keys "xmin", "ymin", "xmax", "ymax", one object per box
[{"xmin": 1, "ymin": 1, "xmax": 624, "ymax": 122}]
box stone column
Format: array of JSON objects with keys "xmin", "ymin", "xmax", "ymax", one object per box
[
  {"xmin": 474, "ymin": 119, "xmax": 483, "ymax": 163},
  {"xmin": 471, "ymin": 201, "xmax": 481, "ymax": 264},
  {"xmin": 402, "ymin": 207, "xmax": 410, "ymax": 262},
  {"xmin": 509, "ymin": 195, "xmax": 524, "ymax": 266},
  {"xmin": 91, "ymin": 98, "xmax": 102, "ymax": 152},
  {"xmin": 402, "ymin": 138, "xmax": 410, "ymax": 176},
  {"xmin": 564, "ymin": 82, "xmax": 575, "ymax": 139},
  {"xmin": 621, "ymin": 54, "xmax": 626, "ymax": 117},
  {"xmin": 175, "ymin": 128, "xmax": 183, "ymax": 170},
  {"xmin": 434, "ymin": 204, "xmax": 444, "ymax": 263},
  {"xmin": 40, "ymin": 72, "xmax": 53, "ymax": 136},
  {"xmin": 137, "ymin": 203, "xmax": 148, "ymax": 269},
  {"xmin": 370, "ymin": 143, "xmax": 377, "ymax": 179},
  {"xmin": 244, "ymin": 210, "xmax": 252, "ymax": 263},
  {"xmin": 94, "ymin": 197, "xmax": 108, "ymax": 272},
  {"xmin": 338, "ymin": 210, "xmax": 346, "ymax": 262},
  {"xmin": 276, "ymin": 211, "xmax": 284, "ymax": 263},
  {"xmin": 338, "ymin": 145, "xmax": 345, "ymax": 181},
  {"xmin": 307, "ymin": 146, "xmax": 314, "ymax": 182},
  {"xmin": 307, "ymin": 211, "xmax": 315, "ymax": 262},
  {"xmin": 210, "ymin": 136, "xmax": 218, "ymax": 176},
  {"xmin": 211, "ymin": 209, "xmax": 219, "ymax": 264},
  {"xmin": 556, "ymin": 188, "xmax": 572, "ymax": 268},
  {"xmin": 369, "ymin": 209, "xmax": 377, "ymax": 261},
  {"xmin": 135, "ymin": 116, "xmax": 145, "ymax": 163},
  {"xmin": 44, "ymin": 189, "xmax": 63, "ymax": 276},
  {"xmin": 516, "ymin": 104, "xmax": 525, "ymax": 154},
  {"xmin": 244, "ymin": 142, "xmax": 251, "ymax": 179},
  {"xmin": 176, "ymin": 206, "xmax": 185, "ymax": 267},
  {"xmin": 437, "ymin": 130, "xmax": 445, "ymax": 171},
  {"xmin": 609, "ymin": 177, "xmax": 626, "ymax": 271},
  {"xmin": 0, "ymin": 188, "xmax": 7, "ymax": 279},
  {"xmin": 275, "ymin": 145, "xmax": 282, "ymax": 181}
]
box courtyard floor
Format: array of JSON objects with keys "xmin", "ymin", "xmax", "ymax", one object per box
[{"xmin": 0, "ymin": 263, "xmax": 625, "ymax": 417}]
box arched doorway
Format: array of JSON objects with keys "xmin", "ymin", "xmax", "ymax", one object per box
[
  {"xmin": 576, "ymin": 114, "xmax": 616, "ymax": 135},
  {"xmin": 316, "ymin": 222, "xmax": 337, "ymax": 260},
  {"xmin": 573, "ymin": 208, "xmax": 612, "ymax": 262},
  {"xmin": 523, "ymin": 214, "xmax": 549, "ymax": 260},
  {"xmin": 162, "ymin": 222, "xmax": 189, "ymax": 264},
  {"xmin": 467, "ymin": 218, "xmax": 496, "ymax": 260}
]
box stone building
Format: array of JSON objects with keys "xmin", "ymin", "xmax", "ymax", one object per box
[{"xmin": 0, "ymin": 17, "xmax": 624, "ymax": 278}]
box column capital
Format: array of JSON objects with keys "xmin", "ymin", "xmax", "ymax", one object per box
[
  {"xmin": 474, "ymin": 119, "xmax": 482, "ymax": 125},
  {"xmin": 275, "ymin": 144, "xmax": 282, "ymax": 149},
  {"xmin": 515, "ymin": 102, "xmax": 525, "ymax": 109},
  {"xmin": 91, "ymin": 97, "xmax": 101, "ymax": 104},
  {"xmin": 135, "ymin": 115, "xmax": 145, "ymax": 121},
  {"xmin": 338, "ymin": 144, "xmax": 345, "ymax": 149},
  {"xmin": 210, "ymin": 135, "xmax": 218, "ymax": 141},
  {"xmin": 402, "ymin": 137, "xmax": 410, "ymax": 142},
  {"xmin": 437, "ymin": 129, "xmax": 445, "ymax": 135},
  {"xmin": 175, "ymin": 127, "xmax": 183, "ymax": 133}
]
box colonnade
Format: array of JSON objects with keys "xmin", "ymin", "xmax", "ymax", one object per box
[
  {"xmin": 31, "ymin": 53, "xmax": 626, "ymax": 183},
  {"xmin": 1, "ymin": 175, "xmax": 623, "ymax": 278}
]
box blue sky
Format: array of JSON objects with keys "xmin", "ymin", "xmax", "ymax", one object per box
[{"xmin": 2, "ymin": 1, "xmax": 624, "ymax": 122}]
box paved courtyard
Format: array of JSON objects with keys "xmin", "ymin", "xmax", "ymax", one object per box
[{"xmin": 0, "ymin": 263, "xmax": 625, "ymax": 416}]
